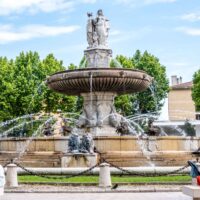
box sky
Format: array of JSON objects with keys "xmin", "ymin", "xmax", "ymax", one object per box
[{"xmin": 0, "ymin": 0, "xmax": 200, "ymax": 120}]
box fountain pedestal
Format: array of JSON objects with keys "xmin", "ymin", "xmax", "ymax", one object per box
[
  {"xmin": 77, "ymin": 92, "xmax": 120, "ymax": 136},
  {"xmin": 61, "ymin": 153, "xmax": 97, "ymax": 167},
  {"xmin": 84, "ymin": 48, "xmax": 112, "ymax": 68}
]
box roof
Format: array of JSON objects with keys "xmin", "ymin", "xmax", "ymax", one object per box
[{"xmin": 171, "ymin": 81, "xmax": 193, "ymax": 90}]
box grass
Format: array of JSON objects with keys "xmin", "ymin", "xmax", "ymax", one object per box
[{"xmin": 18, "ymin": 175, "xmax": 191, "ymax": 183}]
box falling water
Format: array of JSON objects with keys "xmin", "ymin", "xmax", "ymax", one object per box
[
  {"xmin": 110, "ymin": 58, "xmax": 123, "ymax": 68},
  {"xmin": 0, "ymin": 118, "xmax": 46, "ymax": 138},
  {"xmin": 0, "ymin": 114, "xmax": 34, "ymax": 129},
  {"xmin": 13, "ymin": 116, "xmax": 54, "ymax": 162},
  {"xmin": 148, "ymin": 80, "xmax": 159, "ymax": 113},
  {"xmin": 89, "ymin": 72, "xmax": 93, "ymax": 130}
]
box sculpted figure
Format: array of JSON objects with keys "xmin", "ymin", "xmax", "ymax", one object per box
[
  {"xmin": 116, "ymin": 118, "xmax": 136, "ymax": 135},
  {"xmin": 86, "ymin": 9, "xmax": 109, "ymax": 48},
  {"xmin": 79, "ymin": 134, "xmax": 94, "ymax": 153},
  {"xmin": 68, "ymin": 132, "xmax": 79, "ymax": 153},
  {"xmin": 77, "ymin": 104, "xmax": 97, "ymax": 128},
  {"xmin": 94, "ymin": 9, "xmax": 109, "ymax": 47},
  {"xmin": 87, "ymin": 12, "xmax": 94, "ymax": 48}
]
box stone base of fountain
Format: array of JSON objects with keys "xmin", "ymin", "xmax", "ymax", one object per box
[
  {"xmin": 90, "ymin": 126, "xmax": 118, "ymax": 136},
  {"xmin": 77, "ymin": 92, "xmax": 119, "ymax": 136},
  {"xmin": 84, "ymin": 48, "xmax": 112, "ymax": 68},
  {"xmin": 0, "ymin": 136, "xmax": 198, "ymax": 167},
  {"xmin": 61, "ymin": 153, "xmax": 97, "ymax": 168}
]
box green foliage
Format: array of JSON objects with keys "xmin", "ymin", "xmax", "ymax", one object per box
[
  {"xmin": 116, "ymin": 55, "xmax": 134, "ymax": 69},
  {"xmin": 0, "ymin": 49, "xmax": 169, "ymax": 122},
  {"xmin": 0, "ymin": 51, "xmax": 78, "ymax": 122},
  {"xmin": 114, "ymin": 50, "xmax": 169, "ymax": 116},
  {"xmin": 79, "ymin": 56, "xmax": 87, "ymax": 68},
  {"xmin": 192, "ymin": 69, "xmax": 200, "ymax": 111},
  {"xmin": 115, "ymin": 95, "xmax": 137, "ymax": 116},
  {"xmin": 0, "ymin": 57, "xmax": 15, "ymax": 120},
  {"xmin": 68, "ymin": 63, "xmax": 77, "ymax": 70}
]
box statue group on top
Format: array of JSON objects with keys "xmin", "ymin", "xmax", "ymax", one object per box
[{"xmin": 87, "ymin": 9, "xmax": 110, "ymax": 49}]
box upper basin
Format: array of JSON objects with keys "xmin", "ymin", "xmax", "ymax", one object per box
[{"xmin": 47, "ymin": 68, "xmax": 153, "ymax": 96}]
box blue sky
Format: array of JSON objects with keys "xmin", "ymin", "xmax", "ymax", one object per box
[{"xmin": 0, "ymin": 0, "xmax": 200, "ymax": 83}]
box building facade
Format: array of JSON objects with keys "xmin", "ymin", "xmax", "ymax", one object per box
[{"xmin": 168, "ymin": 75, "xmax": 196, "ymax": 121}]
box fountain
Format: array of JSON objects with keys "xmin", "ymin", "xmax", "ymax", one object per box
[
  {"xmin": 47, "ymin": 9, "xmax": 152, "ymax": 137},
  {"xmin": 0, "ymin": 10, "xmax": 198, "ymax": 168},
  {"xmin": 46, "ymin": 9, "xmax": 152, "ymax": 167}
]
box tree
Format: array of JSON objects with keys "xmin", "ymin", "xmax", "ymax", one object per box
[
  {"xmin": 114, "ymin": 50, "xmax": 169, "ymax": 116},
  {"xmin": 110, "ymin": 55, "xmax": 133, "ymax": 68},
  {"xmin": 192, "ymin": 69, "xmax": 200, "ymax": 111},
  {"xmin": 39, "ymin": 54, "xmax": 77, "ymax": 113},
  {"xmin": 0, "ymin": 57, "xmax": 15, "ymax": 121},
  {"xmin": 0, "ymin": 52, "xmax": 78, "ymax": 122},
  {"xmin": 12, "ymin": 51, "xmax": 42, "ymax": 115}
]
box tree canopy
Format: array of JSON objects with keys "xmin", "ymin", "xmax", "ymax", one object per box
[
  {"xmin": 0, "ymin": 51, "xmax": 78, "ymax": 121},
  {"xmin": 0, "ymin": 50, "xmax": 169, "ymax": 122},
  {"xmin": 114, "ymin": 50, "xmax": 169, "ymax": 116},
  {"xmin": 192, "ymin": 69, "xmax": 200, "ymax": 111}
]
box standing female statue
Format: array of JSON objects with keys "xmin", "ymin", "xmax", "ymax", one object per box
[
  {"xmin": 94, "ymin": 9, "xmax": 109, "ymax": 47},
  {"xmin": 86, "ymin": 10, "xmax": 109, "ymax": 48}
]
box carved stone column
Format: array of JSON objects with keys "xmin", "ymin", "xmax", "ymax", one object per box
[
  {"xmin": 77, "ymin": 92, "xmax": 120, "ymax": 136},
  {"xmin": 84, "ymin": 48, "xmax": 112, "ymax": 68}
]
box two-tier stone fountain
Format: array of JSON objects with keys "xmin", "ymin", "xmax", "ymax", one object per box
[{"xmin": 47, "ymin": 10, "xmax": 152, "ymax": 167}]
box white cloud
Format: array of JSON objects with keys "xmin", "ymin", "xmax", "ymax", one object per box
[
  {"xmin": 116, "ymin": 0, "xmax": 176, "ymax": 6},
  {"xmin": 0, "ymin": 0, "xmax": 96, "ymax": 16},
  {"xmin": 0, "ymin": 24, "xmax": 80, "ymax": 44},
  {"xmin": 181, "ymin": 12, "xmax": 200, "ymax": 22},
  {"xmin": 176, "ymin": 27, "xmax": 200, "ymax": 36}
]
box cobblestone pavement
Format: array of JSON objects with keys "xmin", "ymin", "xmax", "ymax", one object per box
[{"xmin": 1, "ymin": 192, "xmax": 190, "ymax": 200}]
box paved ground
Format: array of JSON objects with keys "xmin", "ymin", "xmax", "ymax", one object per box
[
  {"xmin": 1, "ymin": 192, "xmax": 191, "ymax": 200},
  {"xmin": 3, "ymin": 184, "xmax": 185, "ymax": 192}
]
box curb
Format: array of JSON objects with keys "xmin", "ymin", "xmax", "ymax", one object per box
[{"xmin": 5, "ymin": 189, "xmax": 181, "ymax": 193}]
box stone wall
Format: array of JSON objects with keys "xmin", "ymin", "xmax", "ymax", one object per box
[{"xmin": 0, "ymin": 136, "xmax": 198, "ymax": 167}]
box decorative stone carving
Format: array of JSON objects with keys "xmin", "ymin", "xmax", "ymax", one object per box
[
  {"xmin": 84, "ymin": 48, "xmax": 112, "ymax": 68},
  {"xmin": 46, "ymin": 9, "xmax": 153, "ymax": 137},
  {"xmin": 116, "ymin": 118, "xmax": 136, "ymax": 135},
  {"xmin": 86, "ymin": 9, "xmax": 109, "ymax": 49},
  {"xmin": 68, "ymin": 132, "xmax": 94, "ymax": 154},
  {"xmin": 79, "ymin": 134, "xmax": 94, "ymax": 153},
  {"xmin": 77, "ymin": 92, "xmax": 118, "ymax": 130},
  {"xmin": 68, "ymin": 133, "xmax": 80, "ymax": 153}
]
